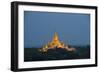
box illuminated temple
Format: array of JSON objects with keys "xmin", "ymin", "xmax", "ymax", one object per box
[{"xmin": 39, "ymin": 33, "xmax": 76, "ymax": 52}]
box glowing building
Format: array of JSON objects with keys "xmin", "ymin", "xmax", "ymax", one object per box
[{"xmin": 39, "ymin": 33, "xmax": 75, "ymax": 52}]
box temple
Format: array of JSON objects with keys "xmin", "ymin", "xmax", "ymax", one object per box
[
  {"xmin": 39, "ymin": 32, "xmax": 76, "ymax": 52},
  {"xmin": 49, "ymin": 32, "xmax": 65, "ymax": 48}
]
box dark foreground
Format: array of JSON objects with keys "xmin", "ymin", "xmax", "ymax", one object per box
[{"xmin": 24, "ymin": 46, "xmax": 90, "ymax": 62}]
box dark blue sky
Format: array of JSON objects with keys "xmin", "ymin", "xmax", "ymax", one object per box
[{"xmin": 24, "ymin": 11, "xmax": 90, "ymax": 48}]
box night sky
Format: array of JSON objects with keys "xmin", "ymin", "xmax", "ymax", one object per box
[{"xmin": 24, "ymin": 11, "xmax": 90, "ymax": 48}]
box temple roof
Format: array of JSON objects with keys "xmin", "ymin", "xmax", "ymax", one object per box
[{"xmin": 53, "ymin": 32, "xmax": 59, "ymax": 41}]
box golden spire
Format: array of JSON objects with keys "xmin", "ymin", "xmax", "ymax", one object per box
[{"xmin": 53, "ymin": 32, "xmax": 59, "ymax": 42}]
